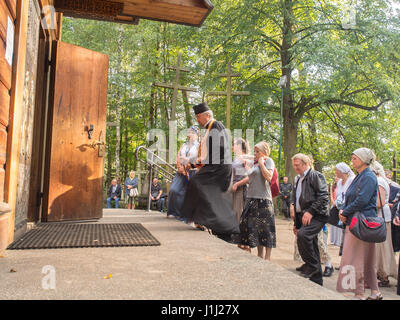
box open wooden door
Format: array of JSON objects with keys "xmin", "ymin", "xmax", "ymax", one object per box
[{"xmin": 43, "ymin": 41, "xmax": 108, "ymax": 222}]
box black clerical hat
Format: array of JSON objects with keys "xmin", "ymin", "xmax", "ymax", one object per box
[{"xmin": 193, "ymin": 102, "xmax": 210, "ymax": 115}]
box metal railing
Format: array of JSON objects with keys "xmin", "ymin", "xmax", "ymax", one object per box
[{"xmin": 135, "ymin": 146, "xmax": 177, "ymax": 211}]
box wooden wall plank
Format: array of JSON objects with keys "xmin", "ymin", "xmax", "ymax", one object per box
[
  {"xmin": 0, "ymin": 124, "xmax": 6, "ymax": 204},
  {"xmin": 0, "ymin": 1, "xmax": 13, "ymax": 91},
  {"xmin": 0, "ymin": 168, "xmax": 4, "ymax": 203},
  {"xmin": 0, "ymin": 0, "xmax": 14, "ymax": 44},
  {"xmin": 5, "ymin": 0, "xmax": 30, "ymax": 244},
  {"xmin": 4, "ymin": 0, "xmax": 17, "ymax": 20},
  {"xmin": 0, "ymin": 82, "xmax": 10, "ymax": 127},
  {"xmin": 0, "ymin": 125, "xmax": 7, "ymax": 156},
  {"xmin": 0, "ymin": 57, "xmax": 12, "ymax": 91}
]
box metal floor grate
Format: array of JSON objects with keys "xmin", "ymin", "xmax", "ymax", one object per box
[{"xmin": 7, "ymin": 223, "xmax": 161, "ymax": 249}]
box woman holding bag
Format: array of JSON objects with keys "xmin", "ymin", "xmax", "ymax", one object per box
[
  {"xmin": 125, "ymin": 171, "xmax": 138, "ymax": 210},
  {"xmin": 336, "ymin": 148, "xmax": 382, "ymax": 300}
]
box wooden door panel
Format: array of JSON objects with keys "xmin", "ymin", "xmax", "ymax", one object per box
[{"xmin": 46, "ymin": 41, "xmax": 108, "ymax": 222}]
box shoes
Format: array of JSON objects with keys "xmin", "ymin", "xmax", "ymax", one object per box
[
  {"xmin": 323, "ymin": 266, "xmax": 334, "ymax": 277},
  {"xmin": 296, "ymin": 264, "xmax": 307, "ymax": 272},
  {"xmin": 366, "ymin": 292, "xmax": 383, "ymax": 300},
  {"xmin": 378, "ymin": 279, "xmax": 390, "ymax": 288},
  {"xmin": 352, "ymin": 295, "xmax": 366, "ymax": 300},
  {"xmin": 300, "ymin": 268, "xmax": 321, "ymax": 279}
]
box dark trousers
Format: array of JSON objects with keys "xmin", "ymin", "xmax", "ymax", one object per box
[
  {"xmin": 397, "ymin": 255, "xmax": 400, "ymax": 296},
  {"xmin": 281, "ymin": 198, "xmax": 290, "ymax": 218},
  {"xmin": 151, "ymin": 198, "xmax": 165, "ymax": 212},
  {"xmin": 297, "ymin": 218, "xmax": 325, "ymax": 285}
]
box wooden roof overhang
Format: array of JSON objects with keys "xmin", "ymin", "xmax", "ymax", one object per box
[{"xmin": 52, "ymin": 0, "xmax": 213, "ymax": 27}]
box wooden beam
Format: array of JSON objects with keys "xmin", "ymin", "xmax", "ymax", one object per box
[
  {"xmin": 54, "ymin": 0, "xmax": 123, "ymax": 19},
  {"xmin": 4, "ymin": 0, "xmax": 30, "ymax": 244},
  {"xmin": 208, "ymin": 62, "xmax": 250, "ymax": 128}
]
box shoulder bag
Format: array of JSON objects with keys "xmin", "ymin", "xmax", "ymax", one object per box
[{"xmin": 349, "ymin": 178, "xmax": 386, "ymax": 243}]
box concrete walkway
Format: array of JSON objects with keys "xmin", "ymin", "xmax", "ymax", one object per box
[{"xmin": 0, "ymin": 209, "xmax": 388, "ymax": 300}]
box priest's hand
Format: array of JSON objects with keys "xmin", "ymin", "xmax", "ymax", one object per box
[
  {"xmin": 293, "ymin": 226, "xmax": 298, "ymax": 236},
  {"xmin": 302, "ymin": 212, "xmax": 313, "ymax": 226},
  {"xmin": 393, "ymin": 216, "xmax": 400, "ymax": 226}
]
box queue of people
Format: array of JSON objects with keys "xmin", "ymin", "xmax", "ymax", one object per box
[{"xmin": 105, "ymin": 101, "xmax": 399, "ymax": 299}]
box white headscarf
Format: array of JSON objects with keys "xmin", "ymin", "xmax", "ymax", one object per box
[
  {"xmin": 352, "ymin": 148, "xmax": 376, "ymax": 165},
  {"xmin": 335, "ymin": 162, "xmax": 355, "ymax": 178},
  {"xmin": 370, "ymin": 161, "xmax": 386, "ymax": 178}
]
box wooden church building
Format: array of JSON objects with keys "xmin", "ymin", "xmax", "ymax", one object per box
[{"xmin": 0, "ymin": 0, "xmax": 213, "ymax": 250}]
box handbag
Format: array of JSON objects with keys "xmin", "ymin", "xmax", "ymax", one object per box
[
  {"xmin": 130, "ymin": 187, "xmax": 139, "ymax": 197},
  {"xmin": 349, "ymin": 181, "xmax": 386, "ymax": 243},
  {"xmin": 328, "ymin": 206, "xmax": 345, "ymax": 229},
  {"xmin": 270, "ymin": 167, "xmax": 280, "ymax": 198}
]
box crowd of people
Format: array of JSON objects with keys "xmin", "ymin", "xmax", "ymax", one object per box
[
  {"xmin": 170, "ymin": 102, "xmax": 400, "ymax": 300},
  {"xmin": 107, "ymin": 101, "xmax": 400, "ymax": 300}
]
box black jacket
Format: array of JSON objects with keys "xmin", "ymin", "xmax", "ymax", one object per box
[
  {"xmin": 107, "ymin": 184, "xmax": 121, "ymax": 199},
  {"xmin": 291, "ymin": 169, "xmax": 329, "ymax": 229},
  {"xmin": 280, "ymin": 183, "xmax": 293, "ymax": 199}
]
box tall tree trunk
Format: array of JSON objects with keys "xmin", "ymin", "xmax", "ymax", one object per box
[
  {"xmin": 115, "ymin": 25, "xmax": 123, "ymax": 181},
  {"xmin": 283, "ymin": 109, "xmax": 299, "ymax": 182},
  {"xmin": 281, "ymin": 0, "xmax": 297, "ymax": 182},
  {"xmin": 182, "ymin": 90, "xmax": 192, "ymax": 127},
  {"xmin": 307, "ymin": 114, "xmax": 322, "ymax": 172},
  {"xmin": 106, "ymin": 68, "xmax": 113, "ymax": 187}
]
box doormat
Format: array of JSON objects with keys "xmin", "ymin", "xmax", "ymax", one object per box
[{"xmin": 7, "ymin": 223, "xmax": 160, "ymax": 249}]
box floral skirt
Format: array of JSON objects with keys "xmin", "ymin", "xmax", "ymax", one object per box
[{"xmin": 239, "ymin": 198, "xmax": 276, "ymax": 248}]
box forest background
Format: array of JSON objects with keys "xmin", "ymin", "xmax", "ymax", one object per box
[{"xmin": 61, "ymin": 0, "xmax": 400, "ymax": 193}]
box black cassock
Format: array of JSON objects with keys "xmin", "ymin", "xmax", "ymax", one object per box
[{"xmin": 181, "ymin": 120, "xmax": 239, "ymax": 238}]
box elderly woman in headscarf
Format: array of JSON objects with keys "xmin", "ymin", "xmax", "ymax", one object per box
[
  {"xmin": 331, "ymin": 163, "xmax": 356, "ymax": 248},
  {"xmin": 370, "ymin": 161, "xmax": 398, "ymax": 287},
  {"xmin": 336, "ymin": 148, "xmax": 383, "ymax": 300},
  {"xmin": 233, "ymin": 141, "xmax": 276, "ymax": 260},
  {"xmin": 167, "ymin": 126, "xmax": 200, "ymax": 221}
]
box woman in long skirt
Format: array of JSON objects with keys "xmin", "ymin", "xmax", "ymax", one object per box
[
  {"xmin": 232, "ymin": 138, "xmax": 252, "ymax": 223},
  {"xmin": 233, "ymin": 141, "xmax": 276, "ymax": 260},
  {"xmin": 167, "ymin": 126, "xmax": 199, "ymax": 220},
  {"xmin": 337, "ymin": 148, "xmax": 382, "ymax": 300}
]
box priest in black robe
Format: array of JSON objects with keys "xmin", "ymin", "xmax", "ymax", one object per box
[{"xmin": 181, "ymin": 102, "xmax": 239, "ymax": 239}]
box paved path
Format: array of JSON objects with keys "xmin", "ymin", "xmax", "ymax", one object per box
[
  {"xmin": 0, "ymin": 209, "xmax": 397, "ymax": 300},
  {"xmin": 262, "ymin": 217, "xmax": 400, "ymax": 300}
]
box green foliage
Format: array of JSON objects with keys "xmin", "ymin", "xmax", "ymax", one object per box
[{"xmin": 61, "ymin": 0, "xmax": 400, "ymax": 183}]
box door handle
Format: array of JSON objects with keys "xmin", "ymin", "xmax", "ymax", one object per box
[{"xmin": 90, "ymin": 140, "xmax": 105, "ymax": 149}]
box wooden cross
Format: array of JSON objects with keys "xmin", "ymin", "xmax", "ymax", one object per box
[
  {"xmin": 208, "ymin": 62, "xmax": 250, "ymax": 129},
  {"xmin": 153, "ymin": 52, "xmax": 197, "ymax": 121}
]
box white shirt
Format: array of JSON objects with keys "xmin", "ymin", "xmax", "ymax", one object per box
[
  {"xmin": 335, "ymin": 176, "xmax": 355, "ymax": 208},
  {"xmin": 295, "ymin": 167, "xmax": 311, "ymax": 213},
  {"xmin": 178, "ymin": 141, "xmax": 199, "ymax": 166},
  {"xmin": 377, "ymin": 176, "xmax": 392, "ymax": 222}
]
